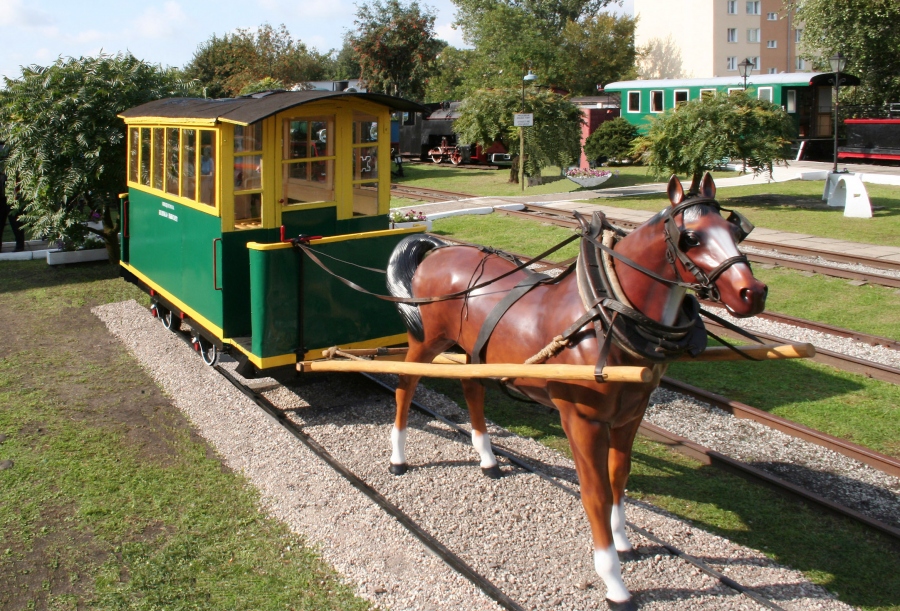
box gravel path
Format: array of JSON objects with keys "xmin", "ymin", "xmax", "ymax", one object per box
[
  {"xmin": 741, "ymin": 244, "xmax": 900, "ymax": 280},
  {"xmin": 94, "ymin": 300, "xmax": 854, "ymax": 611}
]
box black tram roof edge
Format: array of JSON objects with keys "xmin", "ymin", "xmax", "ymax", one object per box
[{"xmin": 119, "ymin": 90, "xmax": 431, "ymax": 126}]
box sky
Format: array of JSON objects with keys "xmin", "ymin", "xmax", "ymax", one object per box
[{"xmin": 0, "ymin": 0, "xmax": 633, "ymax": 83}]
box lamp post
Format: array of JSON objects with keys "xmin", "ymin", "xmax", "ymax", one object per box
[
  {"xmin": 519, "ymin": 69, "xmax": 537, "ymax": 191},
  {"xmin": 738, "ymin": 57, "xmax": 754, "ymax": 90},
  {"xmin": 829, "ymin": 52, "xmax": 847, "ymax": 173}
]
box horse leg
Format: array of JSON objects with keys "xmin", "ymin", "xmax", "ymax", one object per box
[
  {"xmin": 558, "ymin": 402, "xmax": 634, "ymax": 608},
  {"xmin": 608, "ymin": 418, "xmax": 643, "ymax": 553},
  {"xmin": 461, "ymin": 379, "xmax": 501, "ymax": 479},
  {"xmin": 390, "ymin": 337, "xmax": 446, "ymax": 475}
]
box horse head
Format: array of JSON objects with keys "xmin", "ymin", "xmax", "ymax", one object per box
[{"xmin": 664, "ymin": 173, "xmax": 767, "ymax": 317}]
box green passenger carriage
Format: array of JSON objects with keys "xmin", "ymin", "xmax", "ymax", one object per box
[{"xmin": 118, "ymin": 91, "xmax": 429, "ymax": 375}]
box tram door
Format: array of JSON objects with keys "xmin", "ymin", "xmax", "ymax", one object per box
[{"xmin": 815, "ymin": 86, "xmax": 834, "ymax": 137}]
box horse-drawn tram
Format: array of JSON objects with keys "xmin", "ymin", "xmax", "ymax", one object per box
[{"xmin": 119, "ymin": 91, "xmax": 815, "ymax": 610}]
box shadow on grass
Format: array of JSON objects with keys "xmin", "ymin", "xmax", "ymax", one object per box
[
  {"xmin": 0, "ymin": 259, "xmax": 118, "ymax": 295},
  {"xmin": 725, "ymin": 193, "xmax": 900, "ymax": 218}
]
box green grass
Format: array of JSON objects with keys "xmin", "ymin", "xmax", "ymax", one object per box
[
  {"xmin": 590, "ymin": 179, "xmax": 900, "ymax": 247},
  {"xmin": 420, "ymin": 377, "xmax": 900, "ymax": 610},
  {"xmin": 0, "ymin": 260, "xmax": 371, "ymax": 610},
  {"xmin": 432, "ymin": 214, "xmax": 582, "ymax": 261}
]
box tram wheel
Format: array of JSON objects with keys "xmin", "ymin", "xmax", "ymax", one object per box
[
  {"xmin": 160, "ymin": 307, "xmax": 180, "ymax": 332},
  {"xmin": 430, "ymin": 153, "xmax": 443, "ymax": 164},
  {"xmin": 198, "ymin": 337, "xmax": 219, "ymax": 366}
]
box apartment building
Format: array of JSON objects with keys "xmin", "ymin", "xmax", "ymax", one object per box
[{"xmin": 635, "ymin": 0, "xmax": 802, "ymax": 79}]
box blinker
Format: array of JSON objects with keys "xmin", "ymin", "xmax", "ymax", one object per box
[{"xmin": 722, "ymin": 208, "xmax": 754, "ymax": 242}]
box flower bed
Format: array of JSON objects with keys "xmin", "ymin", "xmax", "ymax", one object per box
[
  {"xmin": 389, "ymin": 209, "xmax": 432, "ymax": 231},
  {"xmin": 565, "ymin": 168, "xmax": 614, "ymax": 188}
]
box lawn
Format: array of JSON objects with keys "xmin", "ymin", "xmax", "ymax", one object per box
[{"xmin": 0, "ymin": 260, "xmax": 371, "ymax": 610}]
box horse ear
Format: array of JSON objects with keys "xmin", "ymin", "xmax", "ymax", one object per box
[
  {"xmin": 699, "ymin": 172, "xmax": 716, "ymax": 199},
  {"xmin": 667, "ymin": 175, "xmax": 685, "ymax": 206}
]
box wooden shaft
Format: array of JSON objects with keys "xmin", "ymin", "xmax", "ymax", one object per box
[
  {"xmin": 678, "ymin": 343, "xmax": 816, "ymax": 362},
  {"xmin": 298, "ymin": 359, "xmax": 653, "ymax": 383}
]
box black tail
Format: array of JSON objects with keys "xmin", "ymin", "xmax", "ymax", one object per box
[{"xmin": 386, "ymin": 234, "xmax": 446, "ymax": 342}]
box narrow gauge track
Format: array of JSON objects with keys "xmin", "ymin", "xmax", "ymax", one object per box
[
  {"xmin": 390, "ymin": 184, "xmax": 476, "ymax": 202},
  {"xmin": 208, "ymin": 352, "xmax": 790, "ymax": 611},
  {"xmin": 497, "ymin": 204, "xmax": 900, "ymax": 286}
]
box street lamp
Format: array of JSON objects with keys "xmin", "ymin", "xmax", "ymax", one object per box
[
  {"xmin": 738, "ymin": 58, "xmax": 754, "ymax": 90},
  {"xmin": 520, "ymin": 69, "xmax": 537, "ymax": 191},
  {"xmin": 829, "ymin": 52, "xmax": 847, "ymax": 173}
]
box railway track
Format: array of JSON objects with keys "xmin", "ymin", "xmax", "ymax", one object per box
[
  {"xmin": 212, "ymin": 358, "xmax": 791, "ymax": 611},
  {"xmin": 390, "ymin": 184, "xmax": 476, "ymax": 202}
]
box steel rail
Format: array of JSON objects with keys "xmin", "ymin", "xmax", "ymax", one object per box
[
  {"xmin": 390, "ymin": 184, "xmax": 476, "ymax": 202},
  {"xmin": 360, "ymin": 374, "xmax": 787, "ymax": 611},
  {"xmin": 737, "ymin": 309, "xmax": 900, "ymax": 351}
]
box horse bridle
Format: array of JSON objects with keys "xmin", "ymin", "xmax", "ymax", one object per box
[{"xmin": 661, "ymin": 198, "xmax": 753, "ymax": 302}]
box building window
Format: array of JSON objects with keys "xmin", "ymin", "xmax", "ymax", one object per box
[
  {"xmin": 727, "ymin": 0, "xmax": 737, "ymax": 14},
  {"xmin": 796, "ymin": 57, "xmax": 806, "ymax": 70},
  {"xmin": 767, "ymin": 67, "xmax": 777, "ymax": 74},
  {"xmin": 767, "ymin": 11, "xmax": 777, "ymax": 20},
  {"xmin": 727, "ymin": 28, "xmax": 737, "ymax": 42},
  {"xmin": 795, "ymin": 28, "xmax": 803, "ymax": 43},
  {"xmin": 627, "ymin": 91, "xmax": 640, "ymax": 112},
  {"xmin": 758, "ymin": 87, "xmax": 773, "ymax": 102},
  {"xmin": 650, "ymin": 90, "xmax": 664, "ymax": 112},
  {"xmin": 750, "ymin": 56, "xmax": 760, "ymax": 69},
  {"xmin": 746, "ymin": 1, "xmax": 760, "ymax": 15},
  {"xmin": 674, "ymin": 90, "xmax": 689, "ymax": 106},
  {"xmin": 767, "ymin": 40, "xmax": 777, "ymax": 48},
  {"xmin": 747, "ymin": 28, "xmax": 760, "ymax": 43},
  {"xmin": 726, "ymin": 56, "xmax": 737, "ymax": 71}
]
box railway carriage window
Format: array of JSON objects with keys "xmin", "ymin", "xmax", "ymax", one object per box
[
  {"xmin": 181, "ymin": 129, "xmax": 197, "ymax": 201},
  {"xmin": 351, "ymin": 112, "xmax": 380, "ymax": 216},
  {"xmin": 140, "ymin": 128, "xmax": 151, "ymax": 187},
  {"xmin": 281, "ymin": 116, "xmax": 335, "ymax": 205},
  {"xmin": 129, "ymin": 128, "xmax": 139, "ymax": 183},
  {"xmin": 234, "ymin": 121, "xmax": 264, "ymax": 228},
  {"xmin": 758, "ymin": 87, "xmax": 773, "ymax": 103},
  {"xmin": 234, "ymin": 122, "xmax": 262, "ymax": 153},
  {"xmin": 650, "ymin": 91, "xmax": 664, "ymax": 113},
  {"xmin": 152, "ymin": 128, "xmax": 165, "ymax": 191},
  {"xmin": 674, "ymin": 90, "xmax": 689, "ymax": 106},
  {"xmin": 627, "ymin": 91, "xmax": 640, "ymax": 113},
  {"xmin": 234, "ymin": 193, "xmax": 262, "ymax": 228},
  {"xmin": 700, "ymin": 89, "xmax": 716, "ymax": 99},
  {"xmin": 786, "ymin": 90, "xmax": 797, "ymax": 113},
  {"xmin": 234, "ymin": 155, "xmax": 262, "ymax": 191},
  {"xmin": 199, "ymin": 130, "xmax": 216, "ymax": 206},
  {"xmin": 166, "ymin": 128, "xmax": 180, "ymax": 196}
]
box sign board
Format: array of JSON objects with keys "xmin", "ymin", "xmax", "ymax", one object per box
[{"xmin": 513, "ymin": 113, "xmax": 534, "ymax": 127}]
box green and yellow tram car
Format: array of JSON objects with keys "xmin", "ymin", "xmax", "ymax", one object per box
[{"xmin": 118, "ymin": 91, "xmax": 429, "ymax": 375}]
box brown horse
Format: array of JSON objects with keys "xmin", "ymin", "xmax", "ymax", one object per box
[{"xmin": 385, "ymin": 174, "xmax": 766, "ymax": 609}]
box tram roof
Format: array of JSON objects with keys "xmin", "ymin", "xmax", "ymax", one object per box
[
  {"xmin": 119, "ymin": 90, "xmax": 431, "ymax": 126},
  {"xmin": 603, "ymin": 72, "xmax": 860, "ymax": 91}
]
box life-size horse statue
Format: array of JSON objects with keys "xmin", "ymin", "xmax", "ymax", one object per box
[{"xmin": 385, "ymin": 174, "xmax": 766, "ymax": 609}]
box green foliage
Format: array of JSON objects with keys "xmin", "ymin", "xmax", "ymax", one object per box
[
  {"xmin": 424, "ymin": 45, "xmax": 473, "ymax": 102},
  {"xmin": 634, "ymin": 91, "xmax": 795, "ymax": 193},
  {"xmin": 788, "ymin": 0, "xmax": 900, "ymax": 106},
  {"xmin": 453, "ymin": 88, "xmax": 583, "ymax": 178},
  {"xmin": 185, "ymin": 23, "xmax": 329, "ymax": 98},
  {"xmin": 583, "ymin": 117, "xmax": 639, "ymax": 163},
  {"xmin": 451, "ymin": 0, "xmax": 632, "ymax": 95},
  {"xmin": 350, "ymin": 0, "xmax": 443, "ymax": 100},
  {"xmin": 0, "ymin": 53, "xmax": 197, "ymax": 260},
  {"xmin": 239, "ymin": 77, "xmax": 287, "ymax": 95},
  {"xmin": 326, "ymin": 39, "xmax": 364, "ymax": 81}
]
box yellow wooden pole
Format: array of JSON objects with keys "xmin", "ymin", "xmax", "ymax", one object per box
[{"xmin": 677, "ymin": 343, "xmax": 816, "ymax": 362}]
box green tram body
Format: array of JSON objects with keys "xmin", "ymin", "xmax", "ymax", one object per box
[
  {"xmin": 118, "ymin": 91, "xmax": 428, "ymax": 374},
  {"xmin": 604, "ymin": 72, "xmax": 861, "ymax": 144}
]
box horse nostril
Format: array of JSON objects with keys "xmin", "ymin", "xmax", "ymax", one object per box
[{"xmin": 740, "ymin": 287, "xmax": 753, "ymax": 302}]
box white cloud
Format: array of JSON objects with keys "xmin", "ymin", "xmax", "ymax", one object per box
[
  {"xmin": 435, "ymin": 22, "xmax": 468, "ymax": 49},
  {"xmin": 0, "ymin": 0, "xmax": 54, "ymax": 27},
  {"xmin": 133, "ymin": 1, "xmax": 189, "ymax": 39},
  {"xmin": 72, "ymin": 29, "xmax": 105, "ymax": 44}
]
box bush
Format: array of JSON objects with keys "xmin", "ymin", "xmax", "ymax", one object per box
[{"xmin": 583, "ymin": 117, "xmax": 639, "ymax": 164}]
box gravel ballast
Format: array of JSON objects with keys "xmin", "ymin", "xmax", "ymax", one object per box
[{"xmin": 95, "ymin": 300, "xmax": 855, "ymax": 611}]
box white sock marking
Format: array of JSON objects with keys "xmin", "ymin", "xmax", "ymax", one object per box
[
  {"xmin": 611, "ymin": 500, "xmax": 632, "ymax": 552},
  {"xmin": 390, "ymin": 426, "xmax": 407, "ymax": 465},
  {"xmin": 594, "ymin": 544, "xmax": 631, "ymax": 603},
  {"xmin": 471, "ymin": 430, "xmax": 497, "ymax": 469}
]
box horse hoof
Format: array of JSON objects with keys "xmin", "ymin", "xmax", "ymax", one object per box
[
  {"xmin": 481, "ymin": 465, "xmax": 502, "ymax": 479},
  {"xmin": 389, "ymin": 463, "xmax": 408, "ymax": 476},
  {"xmin": 606, "ymin": 597, "xmax": 637, "ymax": 611}
]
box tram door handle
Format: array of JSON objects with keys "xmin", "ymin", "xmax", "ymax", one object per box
[
  {"xmin": 121, "ymin": 197, "xmax": 129, "ymax": 238},
  {"xmin": 213, "ymin": 238, "xmax": 223, "ymax": 291}
]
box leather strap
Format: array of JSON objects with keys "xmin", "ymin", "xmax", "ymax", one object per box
[{"xmin": 472, "ymin": 273, "xmax": 550, "ymax": 364}]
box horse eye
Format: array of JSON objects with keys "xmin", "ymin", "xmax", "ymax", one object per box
[{"xmin": 681, "ymin": 232, "xmax": 701, "ymax": 249}]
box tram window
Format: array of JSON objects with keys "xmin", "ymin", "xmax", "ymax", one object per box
[
  {"xmin": 282, "ymin": 116, "xmax": 335, "ymax": 205},
  {"xmin": 199, "ymin": 130, "xmax": 216, "ymax": 206},
  {"xmin": 700, "ymin": 89, "xmax": 716, "ymax": 99},
  {"xmin": 181, "ymin": 129, "xmax": 197, "ymax": 201},
  {"xmin": 140, "ymin": 128, "xmax": 151, "ymax": 186},
  {"xmin": 627, "ymin": 91, "xmax": 640, "ymax": 112},
  {"xmin": 351, "ymin": 112, "xmax": 381, "ymax": 216},
  {"xmin": 650, "ymin": 91, "xmax": 663, "ymax": 112},
  {"xmin": 234, "ymin": 193, "xmax": 262, "ymax": 228},
  {"xmin": 354, "ymin": 146, "xmax": 378, "ymax": 181},
  {"xmin": 354, "ymin": 113, "xmax": 379, "ymax": 144},
  {"xmin": 757, "ymin": 87, "xmax": 773, "ymax": 103},
  {"xmin": 129, "ymin": 128, "xmax": 139, "ymax": 184},
  {"xmin": 166, "ymin": 128, "xmax": 180, "ymax": 196},
  {"xmin": 152, "ymin": 128, "xmax": 165, "ymax": 191},
  {"xmin": 234, "ymin": 122, "xmax": 263, "ymax": 153},
  {"xmin": 786, "ymin": 90, "xmax": 797, "ymax": 113},
  {"xmin": 674, "ymin": 90, "xmax": 689, "ymax": 106},
  {"xmin": 353, "ymin": 183, "xmax": 379, "ymax": 216},
  {"xmin": 234, "ymin": 155, "xmax": 262, "ymax": 191}
]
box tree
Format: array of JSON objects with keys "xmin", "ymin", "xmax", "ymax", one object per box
[
  {"xmin": 634, "ymin": 91, "xmax": 795, "ymax": 194},
  {"xmin": 424, "ymin": 45, "xmax": 473, "ymax": 102},
  {"xmin": 583, "ymin": 117, "xmax": 639, "ymax": 164},
  {"xmin": 453, "ymin": 88, "xmax": 583, "ymax": 181},
  {"xmin": 326, "ymin": 39, "xmax": 364, "ymax": 81},
  {"xmin": 0, "ymin": 53, "xmax": 197, "ymax": 261},
  {"xmin": 240, "ymin": 77, "xmax": 287, "ymax": 95},
  {"xmin": 350, "ymin": 0, "xmax": 443, "ymax": 100},
  {"xmin": 185, "ymin": 24, "xmax": 329, "ymax": 97},
  {"xmin": 450, "ymin": 0, "xmax": 631, "ymax": 95},
  {"xmin": 787, "ymin": 0, "xmax": 900, "ymax": 106}
]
